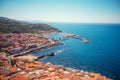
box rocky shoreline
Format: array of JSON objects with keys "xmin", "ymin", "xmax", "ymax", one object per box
[{"xmin": 0, "ymin": 33, "xmax": 112, "ymax": 80}]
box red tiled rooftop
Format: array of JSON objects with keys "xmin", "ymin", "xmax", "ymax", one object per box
[
  {"xmin": 9, "ymin": 67, "xmax": 18, "ymax": 73},
  {"xmin": 11, "ymin": 76, "xmax": 25, "ymax": 80}
]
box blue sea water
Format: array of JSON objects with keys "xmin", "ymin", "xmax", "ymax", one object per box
[{"xmin": 31, "ymin": 23, "xmax": 120, "ymax": 80}]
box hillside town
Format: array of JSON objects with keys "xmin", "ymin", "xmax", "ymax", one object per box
[{"xmin": 0, "ymin": 33, "xmax": 111, "ymax": 80}]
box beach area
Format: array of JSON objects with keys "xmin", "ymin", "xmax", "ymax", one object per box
[{"xmin": 0, "ymin": 32, "xmax": 111, "ymax": 80}]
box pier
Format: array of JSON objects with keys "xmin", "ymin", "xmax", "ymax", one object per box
[
  {"xmin": 34, "ymin": 50, "xmax": 63, "ymax": 61},
  {"xmin": 59, "ymin": 32, "xmax": 89, "ymax": 43}
]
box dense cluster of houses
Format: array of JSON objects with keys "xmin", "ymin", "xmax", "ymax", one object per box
[{"xmin": 0, "ymin": 33, "xmax": 53, "ymax": 55}]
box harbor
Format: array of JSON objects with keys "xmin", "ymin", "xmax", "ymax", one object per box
[{"xmin": 51, "ymin": 32, "xmax": 89, "ymax": 43}]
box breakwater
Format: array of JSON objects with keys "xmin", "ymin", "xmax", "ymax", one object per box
[
  {"xmin": 51, "ymin": 32, "xmax": 89, "ymax": 43},
  {"xmin": 34, "ymin": 49, "xmax": 63, "ymax": 61}
]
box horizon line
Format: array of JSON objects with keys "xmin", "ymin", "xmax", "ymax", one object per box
[{"xmin": 1, "ymin": 16, "xmax": 120, "ymax": 24}]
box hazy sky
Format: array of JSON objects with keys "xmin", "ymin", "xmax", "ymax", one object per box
[{"xmin": 0, "ymin": 0, "xmax": 120, "ymax": 23}]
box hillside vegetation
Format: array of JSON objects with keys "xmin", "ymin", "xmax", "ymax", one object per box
[{"xmin": 0, "ymin": 17, "xmax": 61, "ymax": 33}]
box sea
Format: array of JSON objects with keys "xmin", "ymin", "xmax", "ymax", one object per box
[{"xmin": 31, "ymin": 23, "xmax": 120, "ymax": 80}]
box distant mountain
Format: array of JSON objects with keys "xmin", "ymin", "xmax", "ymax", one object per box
[{"xmin": 0, "ymin": 17, "xmax": 61, "ymax": 33}]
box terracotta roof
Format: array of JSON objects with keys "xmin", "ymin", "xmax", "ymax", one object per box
[
  {"xmin": 11, "ymin": 76, "xmax": 25, "ymax": 80},
  {"xmin": 9, "ymin": 67, "xmax": 18, "ymax": 73}
]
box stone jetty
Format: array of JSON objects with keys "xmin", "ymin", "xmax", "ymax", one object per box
[
  {"xmin": 35, "ymin": 50, "xmax": 63, "ymax": 61},
  {"xmin": 58, "ymin": 32, "xmax": 89, "ymax": 43}
]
